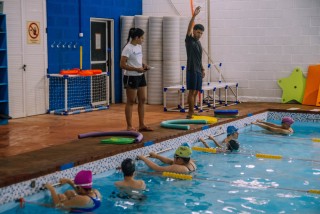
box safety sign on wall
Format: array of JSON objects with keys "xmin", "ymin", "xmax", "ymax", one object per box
[{"xmin": 27, "ymin": 21, "xmax": 41, "ymax": 44}]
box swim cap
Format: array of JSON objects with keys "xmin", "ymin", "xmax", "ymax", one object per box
[
  {"xmin": 175, "ymin": 146, "xmax": 192, "ymax": 158},
  {"xmin": 227, "ymin": 126, "xmax": 238, "ymax": 135},
  {"xmin": 282, "ymin": 117, "xmax": 294, "ymax": 125},
  {"xmin": 74, "ymin": 170, "xmax": 92, "ymax": 189},
  {"xmin": 227, "ymin": 140, "xmax": 239, "ymax": 151},
  {"xmin": 181, "ymin": 142, "xmax": 190, "ymax": 147}
]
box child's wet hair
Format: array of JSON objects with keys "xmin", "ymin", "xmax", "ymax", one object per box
[
  {"xmin": 227, "ymin": 140, "xmax": 239, "ymax": 151},
  {"xmin": 121, "ymin": 158, "xmax": 135, "ymax": 176}
]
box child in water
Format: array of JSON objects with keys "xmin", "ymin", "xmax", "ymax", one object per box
[
  {"xmin": 45, "ymin": 170, "xmax": 101, "ymax": 213},
  {"xmin": 199, "ymin": 125, "xmax": 240, "ymax": 152},
  {"xmin": 115, "ymin": 158, "xmax": 146, "ymax": 190},
  {"xmin": 137, "ymin": 145, "xmax": 196, "ymax": 173},
  {"xmin": 113, "ymin": 158, "xmax": 146, "ymax": 200},
  {"xmin": 252, "ymin": 116, "xmax": 294, "ymax": 135}
]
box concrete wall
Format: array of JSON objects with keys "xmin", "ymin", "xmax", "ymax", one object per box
[{"xmin": 143, "ymin": 0, "xmax": 320, "ymax": 102}]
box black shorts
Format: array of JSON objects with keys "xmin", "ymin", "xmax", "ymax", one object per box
[
  {"xmin": 186, "ymin": 71, "xmax": 202, "ymax": 91},
  {"xmin": 123, "ymin": 74, "xmax": 147, "ymax": 89}
]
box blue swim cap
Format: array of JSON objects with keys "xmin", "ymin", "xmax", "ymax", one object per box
[
  {"xmin": 227, "ymin": 126, "xmax": 238, "ymax": 135},
  {"xmin": 181, "ymin": 142, "xmax": 190, "ymax": 147}
]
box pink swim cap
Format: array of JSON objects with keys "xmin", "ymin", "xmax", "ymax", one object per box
[
  {"xmin": 282, "ymin": 117, "xmax": 294, "ymax": 125},
  {"xmin": 74, "ymin": 170, "xmax": 92, "ymax": 189}
]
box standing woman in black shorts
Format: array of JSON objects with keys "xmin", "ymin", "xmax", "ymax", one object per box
[{"xmin": 120, "ymin": 28, "xmax": 153, "ymax": 132}]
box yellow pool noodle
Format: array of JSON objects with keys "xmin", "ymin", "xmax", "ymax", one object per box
[
  {"xmin": 311, "ymin": 138, "xmax": 320, "ymax": 142},
  {"xmin": 308, "ymin": 189, "xmax": 320, "ymax": 194},
  {"xmin": 192, "ymin": 147, "xmax": 217, "ymax": 153},
  {"xmin": 162, "ymin": 172, "xmax": 192, "ymax": 180},
  {"xmin": 256, "ymin": 153, "xmax": 282, "ymax": 159}
]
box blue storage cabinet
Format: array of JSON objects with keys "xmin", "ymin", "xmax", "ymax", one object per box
[{"xmin": 0, "ymin": 14, "xmax": 8, "ymax": 125}]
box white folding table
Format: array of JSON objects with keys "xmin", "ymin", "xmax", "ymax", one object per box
[{"xmin": 163, "ymin": 82, "xmax": 239, "ymax": 112}]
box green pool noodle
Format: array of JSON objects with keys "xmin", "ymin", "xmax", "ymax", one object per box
[
  {"xmin": 101, "ymin": 137, "xmax": 135, "ymax": 144},
  {"xmin": 277, "ymin": 67, "xmax": 306, "ymax": 103},
  {"xmin": 161, "ymin": 119, "xmax": 207, "ymax": 130}
]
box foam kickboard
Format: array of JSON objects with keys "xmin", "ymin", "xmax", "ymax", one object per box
[
  {"xmin": 302, "ymin": 65, "xmax": 320, "ymax": 106},
  {"xmin": 277, "ymin": 67, "xmax": 306, "ymax": 103},
  {"xmin": 316, "ymin": 84, "xmax": 320, "ymax": 107}
]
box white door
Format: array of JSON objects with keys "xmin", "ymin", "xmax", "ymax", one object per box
[{"xmin": 4, "ymin": 0, "xmax": 47, "ymax": 118}]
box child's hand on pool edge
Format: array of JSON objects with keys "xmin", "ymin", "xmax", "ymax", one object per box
[
  {"xmin": 208, "ymin": 135, "xmax": 215, "ymax": 140},
  {"xmin": 137, "ymin": 155, "xmax": 146, "ymax": 160},
  {"xmin": 44, "ymin": 183, "xmax": 54, "ymax": 190},
  {"xmin": 149, "ymin": 152, "xmax": 158, "ymax": 158},
  {"xmin": 59, "ymin": 178, "xmax": 71, "ymax": 185}
]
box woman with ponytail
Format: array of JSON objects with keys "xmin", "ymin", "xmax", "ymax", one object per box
[{"xmin": 120, "ymin": 28, "xmax": 153, "ymax": 132}]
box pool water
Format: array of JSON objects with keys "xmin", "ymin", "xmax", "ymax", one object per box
[{"xmin": 4, "ymin": 121, "xmax": 320, "ymax": 213}]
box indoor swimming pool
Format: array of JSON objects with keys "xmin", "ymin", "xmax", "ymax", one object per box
[{"xmin": 3, "ymin": 119, "xmax": 320, "ymax": 213}]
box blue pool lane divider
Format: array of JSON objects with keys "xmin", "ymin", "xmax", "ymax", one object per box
[
  {"xmin": 242, "ymin": 132, "xmax": 320, "ymax": 144},
  {"xmin": 192, "ymin": 147, "xmax": 320, "ymax": 163},
  {"xmin": 138, "ymin": 171, "xmax": 320, "ymax": 195}
]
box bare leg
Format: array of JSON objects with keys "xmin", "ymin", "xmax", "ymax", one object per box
[
  {"xmin": 137, "ymin": 86, "xmax": 146, "ymax": 129},
  {"xmin": 193, "ymin": 91, "xmax": 198, "ymax": 112},
  {"xmin": 125, "ymin": 88, "xmax": 137, "ymax": 130},
  {"xmin": 187, "ymin": 90, "xmax": 197, "ymax": 118}
]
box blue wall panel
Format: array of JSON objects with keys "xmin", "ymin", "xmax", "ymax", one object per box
[{"xmin": 47, "ymin": 0, "xmax": 142, "ymax": 103}]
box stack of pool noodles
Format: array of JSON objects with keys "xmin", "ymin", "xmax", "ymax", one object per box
[{"xmin": 214, "ymin": 109, "xmax": 238, "ymax": 118}]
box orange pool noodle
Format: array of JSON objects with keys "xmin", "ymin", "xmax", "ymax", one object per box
[
  {"xmin": 79, "ymin": 70, "xmax": 94, "ymax": 76},
  {"xmin": 302, "ymin": 64, "xmax": 320, "ymax": 106},
  {"xmin": 92, "ymin": 69, "xmax": 102, "ymax": 74},
  {"xmin": 60, "ymin": 69, "xmax": 79, "ymax": 75}
]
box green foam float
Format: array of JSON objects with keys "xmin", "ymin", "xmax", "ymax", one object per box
[
  {"xmin": 277, "ymin": 67, "xmax": 306, "ymax": 103},
  {"xmin": 101, "ymin": 137, "xmax": 135, "ymax": 144},
  {"xmin": 161, "ymin": 119, "xmax": 207, "ymax": 130}
]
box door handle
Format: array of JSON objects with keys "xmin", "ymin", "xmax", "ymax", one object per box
[{"xmin": 22, "ymin": 64, "xmax": 27, "ymax": 71}]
